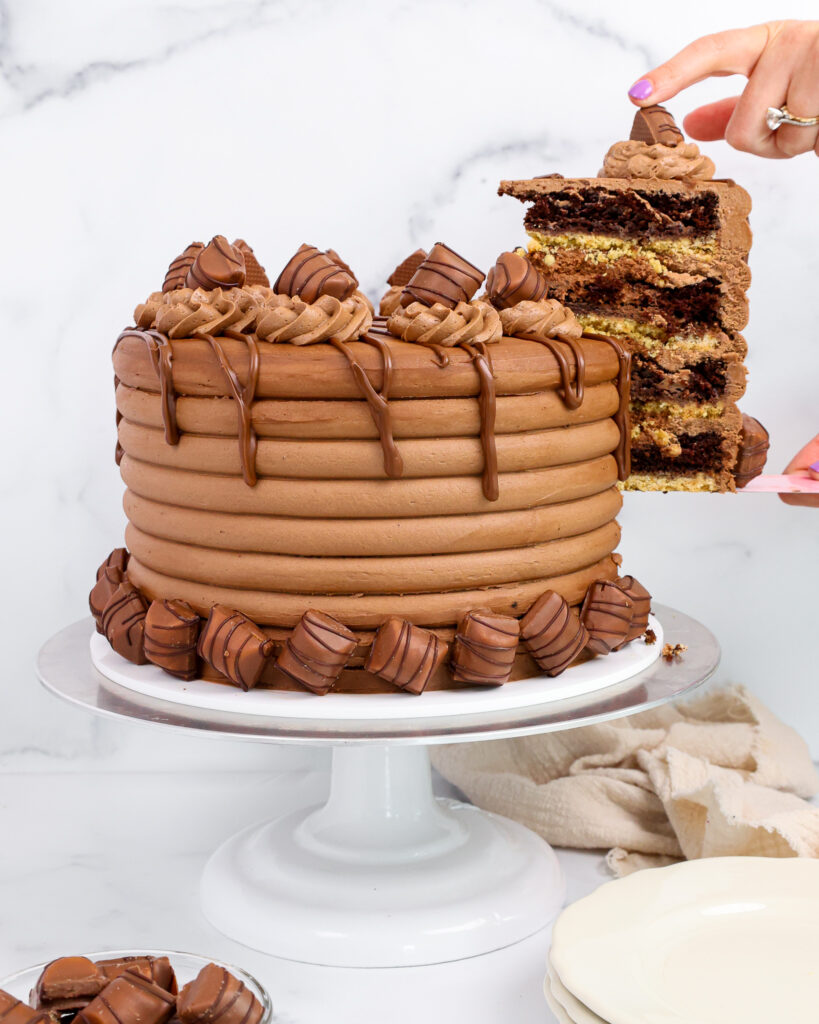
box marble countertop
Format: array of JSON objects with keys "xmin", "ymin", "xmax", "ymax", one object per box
[{"xmin": 0, "ymin": 767, "xmax": 609, "ymax": 1024}]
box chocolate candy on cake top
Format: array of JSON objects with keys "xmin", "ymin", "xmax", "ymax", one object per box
[
  {"xmin": 581, "ymin": 580, "xmax": 634, "ymax": 656},
  {"xmin": 177, "ymin": 964, "xmax": 263, "ymax": 1024},
  {"xmin": 232, "ymin": 239, "xmax": 269, "ymax": 288},
  {"xmin": 400, "ymin": 242, "xmax": 485, "ymax": 309},
  {"xmin": 486, "ymin": 251, "xmax": 548, "ymax": 309},
  {"xmin": 274, "ymin": 244, "xmax": 357, "ymax": 302},
  {"xmin": 76, "ymin": 974, "xmax": 175, "ymax": 1024},
  {"xmin": 387, "ymin": 248, "xmax": 428, "ymax": 288},
  {"xmin": 629, "ymin": 104, "xmax": 684, "ymax": 146},
  {"xmin": 520, "ymin": 591, "xmax": 588, "ymax": 677},
  {"xmin": 185, "ymin": 236, "xmax": 246, "ymax": 291},
  {"xmin": 162, "ymin": 243, "xmax": 204, "ymax": 293}
]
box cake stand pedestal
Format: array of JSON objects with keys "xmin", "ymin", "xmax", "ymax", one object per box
[{"xmin": 37, "ymin": 605, "xmax": 718, "ymax": 968}]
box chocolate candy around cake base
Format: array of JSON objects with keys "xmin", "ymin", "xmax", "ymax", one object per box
[
  {"xmin": 366, "ymin": 618, "xmax": 447, "ymax": 694},
  {"xmin": 520, "ymin": 591, "xmax": 588, "ymax": 676},
  {"xmin": 451, "ymin": 610, "xmax": 520, "ymax": 686},
  {"xmin": 581, "ymin": 580, "xmax": 634, "ymax": 655}
]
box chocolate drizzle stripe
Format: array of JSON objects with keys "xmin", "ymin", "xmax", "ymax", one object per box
[
  {"xmin": 209, "ymin": 980, "xmax": 244, "ymax": 1024},
  {"xmin": 519, "ymin": 334, "xmax": 586, "ymax": 410},
  {"xmin": 461, "ymin": 342, "xmax": 499, "ymax": 502},
  {"xmin": 331, "ymin": 337, "xmax": 403, "ymax": 478},
  {"xmin": 116, "ymin": 329, "xmax": 179, "ymax": 445},
  {"xmin": 197, "ymin": 329, "xmax": 260, "ymax": 486},
  {"xmin": 582, "ymin": 331, "xmax": 632, "ymax": 480}
]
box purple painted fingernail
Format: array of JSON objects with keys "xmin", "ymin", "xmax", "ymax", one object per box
[
  {"xmin": 809, "ymin": 460, "xmax": 819, "ymax": 472},
  {"xmin": 629, "ymin": 79, "xmax": 653, "ymax": 100}
]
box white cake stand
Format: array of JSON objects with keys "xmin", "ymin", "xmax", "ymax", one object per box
[{"xmin": 37, "ymin": 605, "xmax": 718, "ymax": 968}]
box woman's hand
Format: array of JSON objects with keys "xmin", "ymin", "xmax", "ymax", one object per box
[
  {"xmin": 780, "ymin": 434, "xmax": 819, "ymax": 508},
  {"xmin": 627, "ymin": 21, "xmax": 819, "ymax": 159}
]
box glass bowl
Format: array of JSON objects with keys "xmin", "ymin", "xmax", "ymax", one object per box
[{"xmin": 0, "ymin": 950, "xmax": 272, "ymax": 1023}]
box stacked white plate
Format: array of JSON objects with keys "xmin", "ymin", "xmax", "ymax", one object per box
[{"xmin": 545, "ymin": 857, "xmax": 819, "ymax": 1024}]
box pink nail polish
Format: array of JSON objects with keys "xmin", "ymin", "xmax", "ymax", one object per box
[
  {"xmin": 629, "ymin": 79, "xmax": 653, "ymax": 100},
  {"xmin": 809, "ymin": 460, "xmax": 819, "ymax": 472}
]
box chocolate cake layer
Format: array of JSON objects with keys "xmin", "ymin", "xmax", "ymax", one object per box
[
  {"xmin": 499, "ymin": 177, "xmax": 752, "ymax": 250},
  {"xmin": 527, "ymin": 249, "xmax": 748, "ymax": 331},
  {"xmin": 630, "ymin": 352, "xmax": 746, "ymax": 404}
]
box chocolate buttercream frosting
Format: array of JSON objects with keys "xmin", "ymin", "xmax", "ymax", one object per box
[
  {"xmin": 452, "ymin": 610, "xmax": 520, "ymax": 686},
  {"xmin": 520, "ymin": 590, "xmax": 588, "ymax": 676},
  {"xmin": 163, "ymin": 242, "xmax": 203, "ymax": 293},
  {"xmin": 400, "ymin": 243, "xmax": 484, "ymax": 309},
  {"xmin": 498, "ymin": 298, "xmax": 582, "ymax": 342},
  {"xmin": 387, "ymin": 299, "xmax": 501, "ymax": 347},
  {"xmin": 581, "ymin": 579, "xmax": 633, "ymax": 655},
  {"xmin": 600, "ymin": 139, "xmax": 715, "ymax": 181},
  {"xmin": 186, "ymin": 236, "xmax": 246, "ymax": 290},
  {"xmin": 486, "ymin": 251, "xmax": 548, "ymax": 308},
  {"xmin": 275, "ymin": 243, "xmax": 357, "ymax": 302},
  {"xmin": 255, "ymin": 292, "xmax": 372, "ymax": 344},
  {"xmin": 133, "ymin": 286, "xmax": 372, "ymax": 345}
]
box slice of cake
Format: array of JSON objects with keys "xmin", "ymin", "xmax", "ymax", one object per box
[{"xmin": 500, "ymin": 105, "xmax": 758, "ymax": 492}]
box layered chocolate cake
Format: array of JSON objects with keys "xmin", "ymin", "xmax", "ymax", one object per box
[
  {"xmin": 96, "ymin": 236, "xmax": 654, "ymax": 694},
  {"xmin": 500, "ymin": 105, "xmax": 762, "ymax": 492}
]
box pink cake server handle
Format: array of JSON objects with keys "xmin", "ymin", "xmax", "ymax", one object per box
[{"xmin": 739, "ymin": 473, "xmax": 819, "ymax": 493}]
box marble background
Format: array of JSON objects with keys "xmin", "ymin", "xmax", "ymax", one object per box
[{"xmin": 1, "ymin": 0, "xmax": 817, "ymax": 773}]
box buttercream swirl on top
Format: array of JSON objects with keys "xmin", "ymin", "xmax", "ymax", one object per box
[
  {"xmin": 600, "ymin": 140, "xmax": 715, "ymax": 181},
  {"xmin": 387, "ymin": 300, "xmax": 501, "ymax": 347},
  {"xmin": 499, "ymin": 299, "xmax": 582, "ymax": 342},
  {"xmin": 133, "ymin": 286, "xmax": 372, "ymax": 344},
  {"xmin": 379, "ymin": 285, "xmax": 403, "ymax": 317}
]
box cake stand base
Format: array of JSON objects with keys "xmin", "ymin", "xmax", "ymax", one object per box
[{"xmin": 201, "ymin": 743, "xmax": 563, "ymax": 967}]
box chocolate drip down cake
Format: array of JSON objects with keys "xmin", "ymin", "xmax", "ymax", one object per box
[
  {"xmin": 97, "ymin": 235, "xmax": 656, "ymax": 694},
  {"xmin": 500, "ymin": 105, "xmax": 765, "ymax": 492}
]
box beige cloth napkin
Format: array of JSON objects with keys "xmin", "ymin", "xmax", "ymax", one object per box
[{"xmin": 431, "ymin": 685, "xmax": 819, "ymax": 875}]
